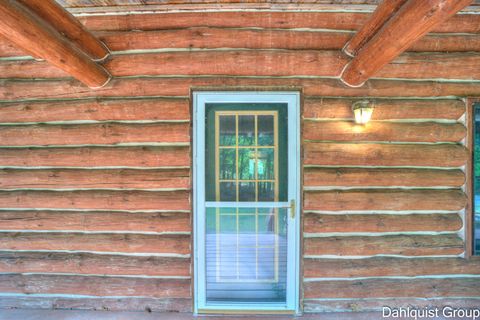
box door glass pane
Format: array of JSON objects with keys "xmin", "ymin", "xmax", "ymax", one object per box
[
  {"xmin": 219, "ymin": 182, "xmax": 236, "ymax": 201},
  {"xmin": 219, "ymin": 115, "xmax": 236, "ymax": 146},
  {"xmin": 204, "ymin": 103, "xmax": 289, "ymax": 307},
  {"xmin": 206, "ymin": 206, "xmax": 288, "ymax": 303},
  {"xmin": 238, "ymin": 115, "xmax": 255, "ymax": 146},
  {"xmin": 257, "ymin": 148, "xmax": 274, "ymax": 180},
  {"xmin": 238, "ymin": 148, "xmax": 255, "ymax": 180},
  {"xmin": 239, "ymin": 182, "xmax": 256, "ymax": 202},
  {"xmin": 258, "ymin": 115, "xmax": 274, "ymax": 146},
  {"xmin": 219, "ymin": 149, "xmax": 236, "ymax": 180},
  {"xmin": 258, "ymin": 182, "xmax": 275, "ymax": 201}
]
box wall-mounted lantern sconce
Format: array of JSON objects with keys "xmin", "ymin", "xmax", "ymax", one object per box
[{"xmin": 352, "ymin": 100, "xmax": 374, "ymax": 124}]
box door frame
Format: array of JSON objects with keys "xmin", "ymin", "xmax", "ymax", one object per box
[{"xmin": 192, "ymin": 91, "xmax": 301, "ymax": 314}]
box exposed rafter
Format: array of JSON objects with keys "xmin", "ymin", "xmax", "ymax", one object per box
[
  {"xmin": 343, "ymin": 0, "xmax": 408, "ymax": 57},
  {"xmin": 17, "ymin": 0, "xmax": 110, "ymax": 61},
  {"xmin": 341, "ymin": 0, "xmax": 473, "ymax": 87},
  {"xmin": 0, "ymin": 0, "xmax": 110, "ymax": 88}
]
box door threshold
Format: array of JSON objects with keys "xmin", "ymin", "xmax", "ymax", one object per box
[{"xmin": 197, "ymin": 309, "xmax": 297, "ymax": 315}]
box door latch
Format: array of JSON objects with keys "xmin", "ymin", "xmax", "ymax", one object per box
[{"xmin": 289, "ymin": 199, "xmax": 296, "ymax": 219}]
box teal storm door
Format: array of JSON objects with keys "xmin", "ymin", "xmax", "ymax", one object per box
[{"xmin": 193, "ymin": 92, "xmax": 300, "ymax": 314}]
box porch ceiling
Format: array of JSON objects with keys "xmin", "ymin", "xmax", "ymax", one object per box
[
  {"xmin": 53, "ymin": 0, "xmax": 480, "ymax": 13},
  {"xmin": 57, "ymin": 0, "xmax": 381, "ymax": 5}
]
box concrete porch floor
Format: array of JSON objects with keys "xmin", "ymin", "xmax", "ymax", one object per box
[{"xmin": 0, "ymin": 310, "xmax": 473, "ymax": 320}]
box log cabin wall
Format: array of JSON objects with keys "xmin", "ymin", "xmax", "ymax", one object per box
[{"xmin": 0, "ymin": 8, "xmax": 479, "ymax": 312}]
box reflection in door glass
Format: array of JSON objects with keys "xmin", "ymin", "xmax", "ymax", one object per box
[
  {"xmin": 238, "ymin": 115, "xmax": 255, "ymax": 146},
  {"xmin": 258, "ymin": 115, "xmax": 274, "ymax": 146},
  {"xmin": 473, "ymin": 106, "xmax": 480, "ymax": 254},
  {"xmin": 215, "ymin": 111, "xmax": 278, "ymax": 202},
  {"xmin": 206, "ymin": 206, "xmax": 288, "ymax": 303}
]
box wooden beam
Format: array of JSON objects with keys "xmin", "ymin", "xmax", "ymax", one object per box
[
  {"xmin": 341, "ymin": 0, "xmax": 473, "ymax": 87},
  {"xmin": 0, "ymin": 0, "xmax": 110, "ymax": 88},
  {"xmin": 343, "ymin": 0, "xmax": 408, "ymax": 57},
  {"xmin": 16, "ymin": 0, "xmax": 109, "ymax": 61}
]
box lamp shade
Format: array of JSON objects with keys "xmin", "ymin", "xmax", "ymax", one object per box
[{"xmin": 352, "ymin": 100, "xmax": 374, "ymax": 124}]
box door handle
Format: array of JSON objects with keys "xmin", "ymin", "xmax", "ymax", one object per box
[{"xmin": 289, "ymin": 199, "xmax": 296, "ymax": 219}]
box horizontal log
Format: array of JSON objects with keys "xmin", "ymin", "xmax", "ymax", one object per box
[
  {"xmin": 304, "ymin": 189, "xmax": 466, "ymax": 211},
  {"xmin": 304, "ymin": 298, "xmax": 480, "ymax": 313},
  {"xmin": 0, "ymin": 146, "xmax": 190, "ymax": 168},
  {"xmin": 410, "ymin": 33, "xmax": 480, "ymax": 53},
  {"xmin": 79, "ymin": 11, "xmax": 373, "ymax": 32},
  {"xmin": 0, "ymin": 123, "xmax": 189, "ymax": 146},
  {"xmin": 0, "ymin": 296, "xmax": 191, "ymax": 312},
  {"xmin": 0, "ymin": 211, "xmax": 190, "ymax": 232},
  {"xmin": 99, "ymin": 28, "xmax": 352, "ymax": 52},
  {"xmin": 0, "ymin": 59, "xmax": 69, "ymax": 78},
  {"xmin": 0, "ymin": 274, "xmax": 191, "ymax": 298},
  {"xmin": 5, "ymin": 51, "xmax": 480, "ymax": 80},
  {"xmin": 3, "ymin": 77, "xmax": 480, "ymax": 101},
  {"xmin": 3, "ymin": 29, "xmax": 480, "ymax": 58},
  {"xmin": 0, "ymin": 168, "xmax": 190, "ymax": 190},
  {"xmin": 376, "ymin": 52, "xmax": 480, "ymax": 80},
  {"xmin": 304, "ymin": 256, "xmax": 480, "ymax": 278},
  {"xmin": 102, "ymin": 28, "xmax": 480, "ymax": 53},
  {"xmin": 304, "ymin": 168, "xmax": 465, "ymax": 188},
  {"xmin": 0, "ymin": 51, "xmax": 345, "ymax": 78},
  {"xmin": 303, "ymin": 213, "xmax": 462, "ymax": 233},
  {"xmin": 303, "ymin": 98, "xmax": 465, "ymax": 120},
  {"xmin": 77, "ymin": 11, "xmax": 480, "ymax": 34},
  {"xmin": 104, "ymin": 51, "xmax": 480, "ymax": 80},
  {"xmin": 304, "ymin": 121, "xmax": 465, "ymax": 143},
  {"xmin": 0, "ymin": 98, "xmax": 190, "ymax": 123},
  {"xmin": 305, "ymin": 234, "xmax": 464, "ymax": 256},
  {"xmin": 0, "ymin": 251, "xmax": 190, "ymax": 276},
  {"xmin": 304, "ymin": 278, "xmax": 480, "ymax": 299},
  {"xmin": 0, "ymin": 232, "xmax": 190, "ymax": 254},
  {"xmin": 102, "ymin": 29, "xmax": 480, "ymax": 53},
  {"xmin": 0, "ymin": 190, "xmax": 190, "ymax": 211},
  {"xmin": 304, "ymin": 143, "xmax": 467, "ymax": 167}
]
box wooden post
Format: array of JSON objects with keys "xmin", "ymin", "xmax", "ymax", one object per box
[
  {"xmin": 343, "ymin": 0, "xmax": 408, "ymax": 57},
  {"xmin": 465, "ymin": 98, "xmax": 476, "ymax": 258},
  {"xmin": 0, "ymin": 0, "xmax": 111, "ymax": 88},
  {"xmin": 16, "ymin": 0, "xmax": 109, "ymax": 61},
  {"xmin": 341, "ymin": 0, "xmax": 473, "ymax": 87}
]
